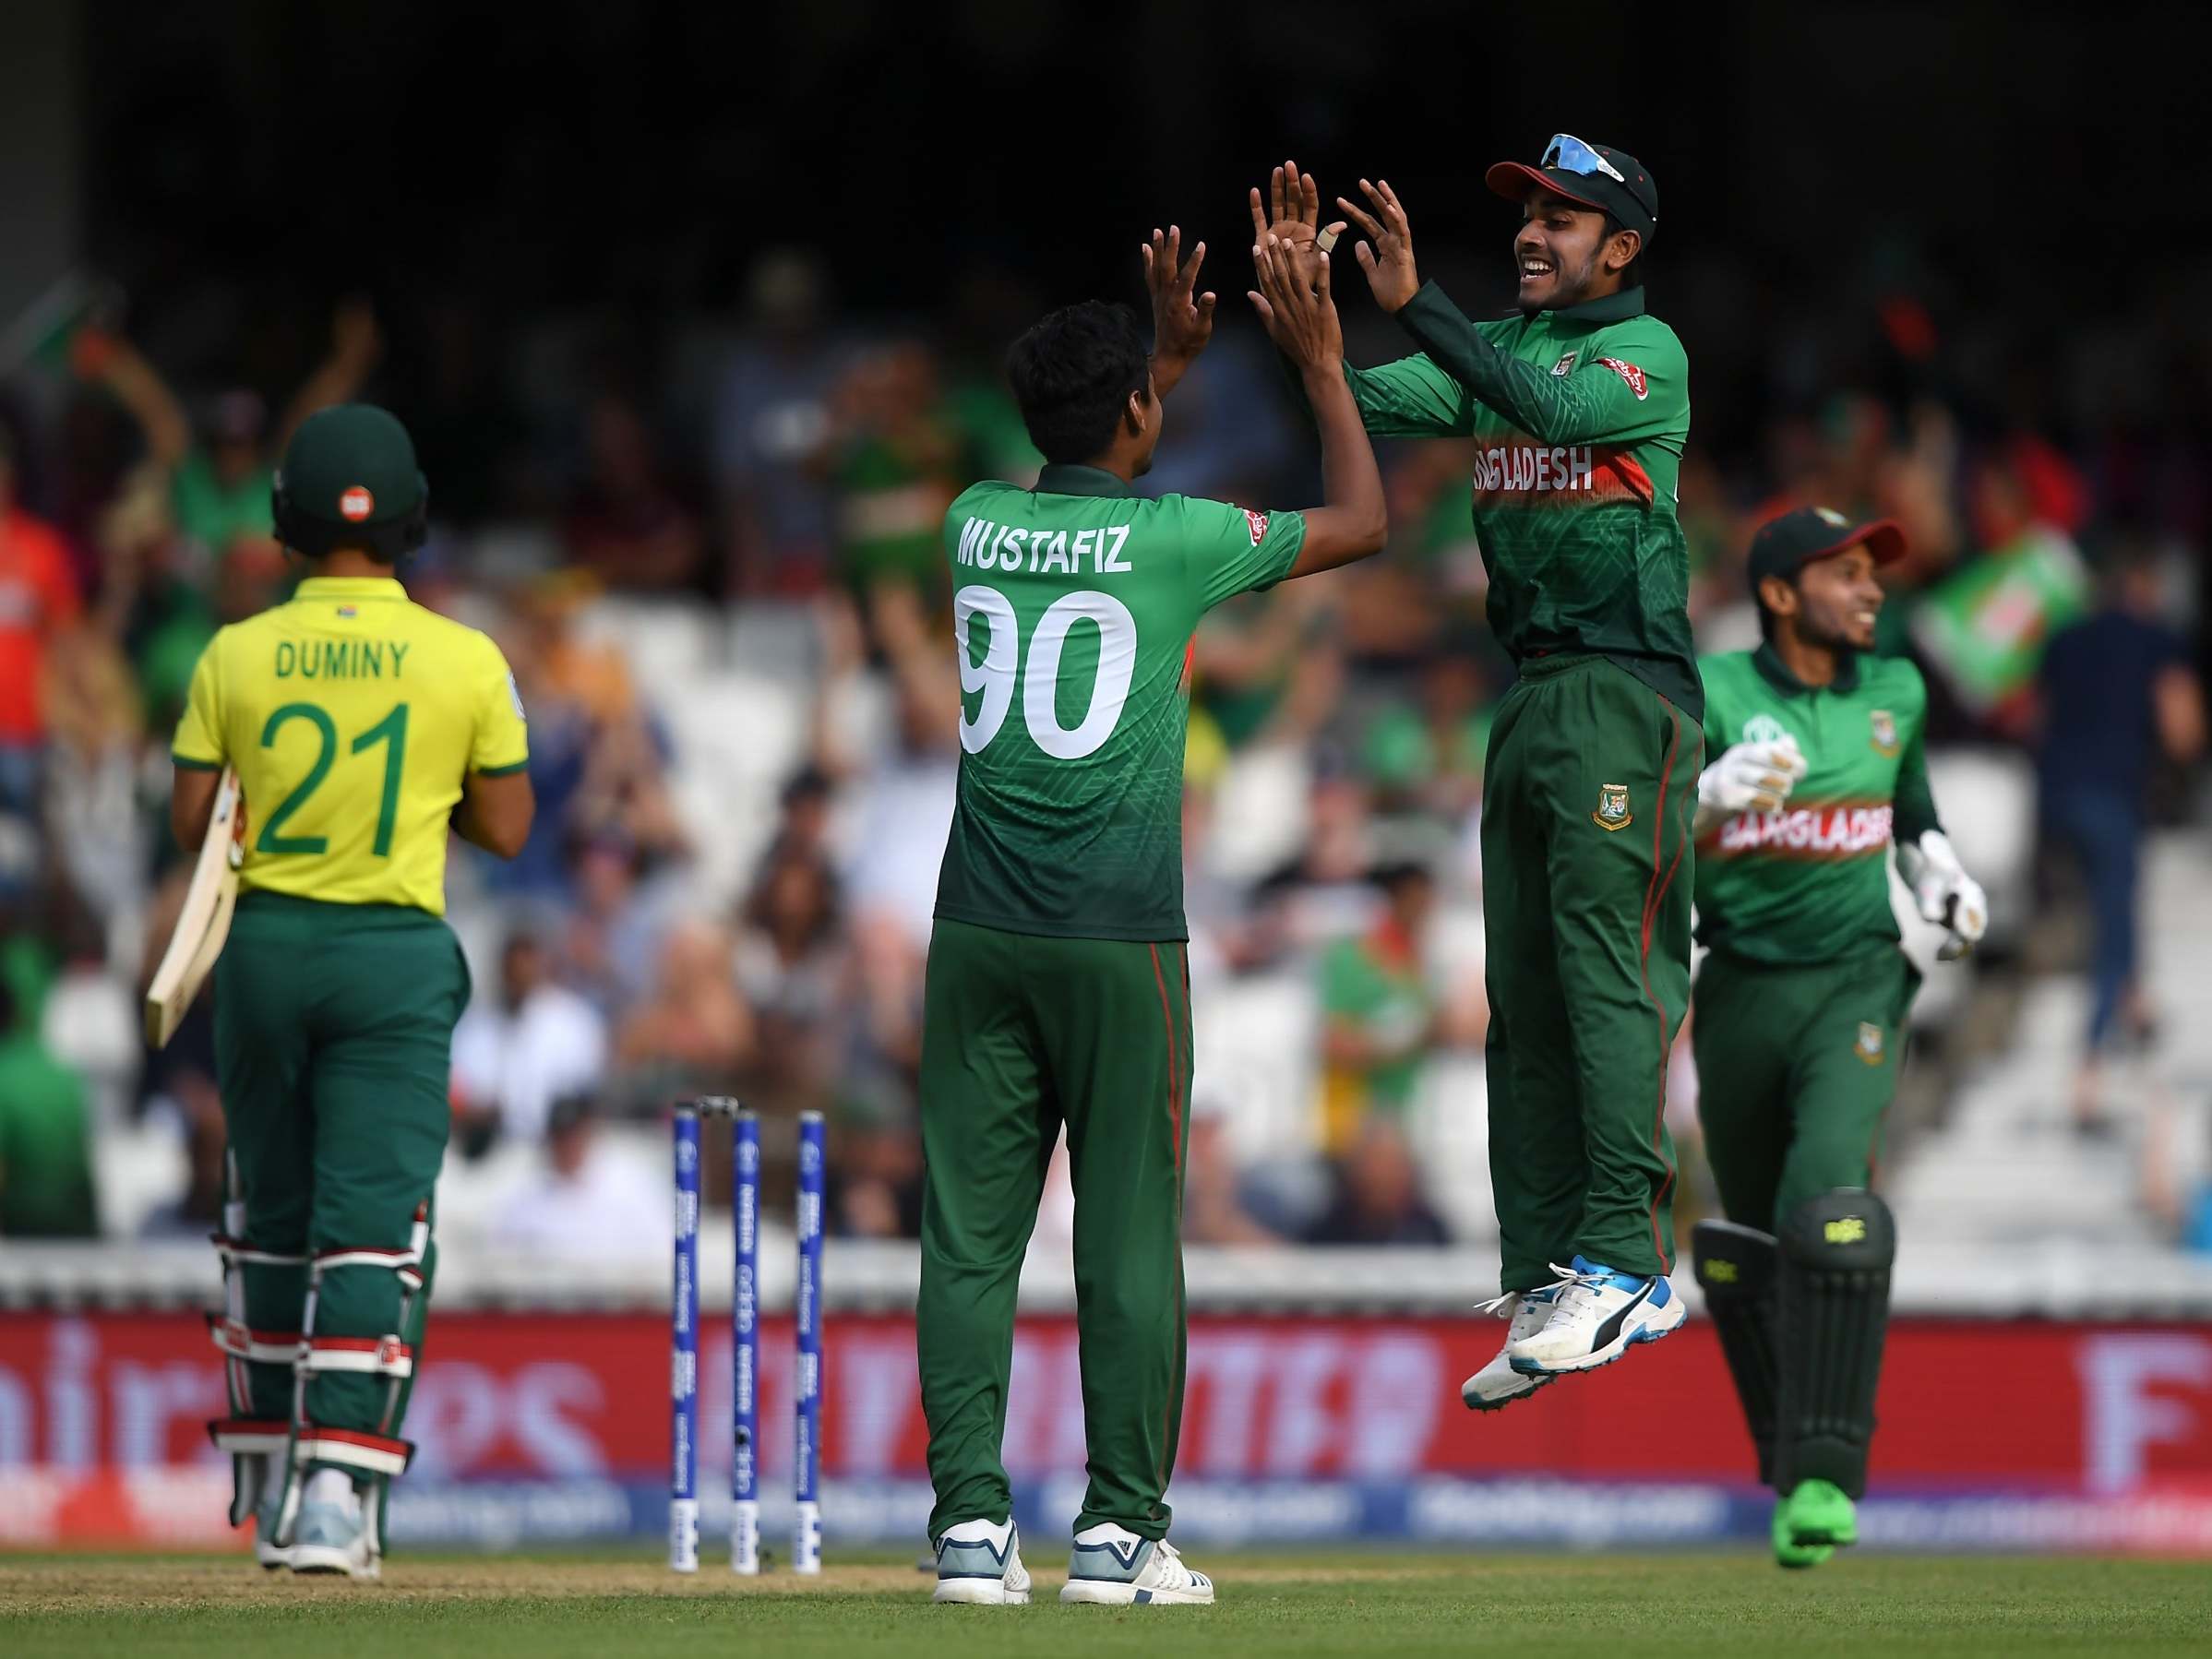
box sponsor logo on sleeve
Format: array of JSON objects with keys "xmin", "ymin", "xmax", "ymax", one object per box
[
  {"xmin": 1551, "ymin": 352, "xmax": 1578, "ymax": 377},
  {"xmin": 1854, "ymin": 1024, "xmax": 1885, "ymax": 1066},
  {"xmin": 1243, "ymin": 509, "xmax": 1270, "ymax": 546},
  {"xmin": 508, "ymin": 671, "xmax": 527, "ymax": 722},
  {"xmin": 1597, "ymin": 357, "xmax": 1648, "ymax": 400}
]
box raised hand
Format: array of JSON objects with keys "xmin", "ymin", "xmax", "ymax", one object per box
[
  {"xmin": 331, "ymin": 297, "xmax": 383, "ymax": 370},
  {"xmin": 1248, "ymin": 160, "xmax": 1345, "ymax": 292},
  {"xmin": 1247, "ymin": 233, "xmax": 1342, "ymax": 371},
  {"xmin": 1335, "ymin": 177, "xmax": 1420, "ymax": 313},
  {"xmin": 1143, "ymin": 224, "xmax": 1215, "ymax": 399}
]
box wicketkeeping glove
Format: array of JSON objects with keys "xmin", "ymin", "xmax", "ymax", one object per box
[
  {"xmin": 1895, "ymin": 829, "xmax": 1987, "ymax": 961},
  {"xmin": 1696, "ymin": 738, "xmax": 1808, "ymax": 817}
]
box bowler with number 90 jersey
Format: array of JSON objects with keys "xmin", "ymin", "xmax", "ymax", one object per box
[{"xmin": 915, "ymin": 460, "xmax": 1304, "ymax": 1548}]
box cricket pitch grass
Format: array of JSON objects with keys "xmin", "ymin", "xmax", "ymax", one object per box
[{"xmin": 4, "ymin": 1552, "xmax": 2208, "ymax": 1656}]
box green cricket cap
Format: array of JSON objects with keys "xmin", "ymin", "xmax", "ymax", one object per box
[
  {"xmin": 1747, "ymin": 506, "xmax": 1907, "ymax": 599},
  {"xmin": 276, "ymin": 403, "xmax": 424, "ymax": 531},
  {"xmin": 1487, "ymin": 134, "xmax": 1658, "ymax": 245}
]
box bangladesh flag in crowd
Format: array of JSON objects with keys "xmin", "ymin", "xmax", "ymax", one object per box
[
  {"xmin": 1910, "ymin": 525, "xmax": 2089, "ymax": 715},
  {"xmin": 0, "ymin": 272, "xmax": 126, "ymax": 376}
]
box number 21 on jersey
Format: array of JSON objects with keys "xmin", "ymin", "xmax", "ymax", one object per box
[{"xmin": 955, "ymin": 585, "xmax": 1136, "ymax": 761}]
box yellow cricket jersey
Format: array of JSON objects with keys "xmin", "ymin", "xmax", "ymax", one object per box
[{"xmin": 170, "ymin": 575, "xmax": 529, "ymax": 916}]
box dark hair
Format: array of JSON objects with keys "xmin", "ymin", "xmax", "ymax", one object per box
[
  {"xmin": 1005, "ymin": 301, "xmax": 1150, "ymax": 465},
  {"xmin": 1601, "ymin": 212, "xmax": 1646, "ymax": 290},
  {"xmin": 744, "ymin": 845, "xmax": 842, "ymax": 947}
]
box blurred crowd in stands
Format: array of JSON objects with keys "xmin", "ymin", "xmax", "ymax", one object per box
[{"xmin": 2, "ymin": 236, "xmax": 2207, "ymax": 1262}]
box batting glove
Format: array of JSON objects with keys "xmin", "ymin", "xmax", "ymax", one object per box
[
  {"xmin": 1696, "ymin": 738, "xmax": 1808, "ymax": 817},
  {"xmin": 1895, "ymin": 829, "xmax": 1987, "ymax": 961}
]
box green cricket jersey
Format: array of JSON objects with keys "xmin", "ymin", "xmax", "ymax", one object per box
[
  {"xmin": 1345, "ymin": 282, "xmax": 1699, "ymax": 718},
  {"xmin": 934, "ymin": 463, "xmax": 1305, "ymax": 941},
  {"xmin": 1694, "ymin": 646, "xmax": 1942, "ymax": 965}
]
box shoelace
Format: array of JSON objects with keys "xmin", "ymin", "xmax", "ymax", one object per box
[
  {"xmin": 1475, "ymin": 1261, "xmax": 1608, "ymax": 1318},
  {"xmin": 1152, "ymin": 1540, "xmax": 1201, "ymax": 1586}
]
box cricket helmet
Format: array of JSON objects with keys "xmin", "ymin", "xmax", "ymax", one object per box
[{"xmin": 271, "ymin": 403, "xmax": 428, "ymax": 562}]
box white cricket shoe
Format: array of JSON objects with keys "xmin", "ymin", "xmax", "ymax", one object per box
[
  {"xmin": 1060, "ymin": 1523, "xmax": 1214, "ymax": 1605},
  {"xmin": 1508, "ymin": 1256, "xmax": 1685, "ymax": 1375},
  {"xmin": 1462, "ymin": 1286, "xmax": 1562, "ymax": 1411},
  {"xmin": 289, "ymin": 1471, "xmax": 379, "ymax": 1581},
  {"xmin": 931, "ymin": 1518, "xmax": 1032, "ymax": 1605}
]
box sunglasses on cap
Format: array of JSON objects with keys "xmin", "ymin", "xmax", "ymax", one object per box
[{"xmin": 1542, "ymin": 134, "xmax": 1626, "ymax": 185}]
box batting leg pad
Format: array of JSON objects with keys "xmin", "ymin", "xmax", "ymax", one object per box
[
  {"xmin": 1691, "ymin": 1220, "xmax": 1780, "ymax": 1486},
  {"xmin": 207, "ymin": 1417, "xmax": 290, "ymax": 1530},
  {"xmin": 208, "ymin": 1177, "xmax": 307, "ymax": 1526},
  {"xmin": 1773, "ymin": 1189, "xmax": 1895, "ymax": 1500},
  {"xmin": 271, "ymin": 1205, "xmax": 431, "ymax": 1560}
]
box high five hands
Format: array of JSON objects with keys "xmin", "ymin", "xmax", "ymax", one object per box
[
  {"xmin": 1248, "ymin": 232, "xmax": 1342, "ymax": 370},
  {"xmin": 1248, "ymin": 161, "xmax": 1420, "ymax": 316},
  {"xmin": 1142, "ymin": 224, "xmax": 1214, "ymax": 399},
  {"xmin": 1335, "ymin": 177, "xmax": 1420, "ymax": 314},
  {"xmin": 1248, "ymin": 161, "xmax": 1343, "ymax": 289}
]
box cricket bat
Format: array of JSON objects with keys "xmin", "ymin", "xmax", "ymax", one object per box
[{"xmin": 145, "ymin": 767, "xmax": 245, "ymax": 1048}]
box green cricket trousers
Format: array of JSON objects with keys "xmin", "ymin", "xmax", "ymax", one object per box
[
  {"xmin": 1692, "ymin": 946, "xmax": 1919, "ymax": 1232},
  {"xmin": 212, "ymin": 891, "xmax": 469, "ymax": 1480},
  {"xmin": 1481, "ymin": 655, "xmax": 1702, "ymax": 1290},
  {"xmin": 916, "ymin": 918, "xmax": 1192, "ymax": 1544}
]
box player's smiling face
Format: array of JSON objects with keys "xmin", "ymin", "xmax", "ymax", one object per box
[
  {"xmin": 1795, "ymin": 545, "xmax": 1885, "ymax": 650},
  {"xmin": 1514, "ymin": 190, "xmax": 1609, "ymax": 310}
]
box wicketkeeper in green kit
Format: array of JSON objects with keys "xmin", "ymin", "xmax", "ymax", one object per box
[
  {"xmin": 915, "ymin": 229, "xmax": 1386, "ymax": 1607},
  {"xmin": 1254, "ymin": 137, "xmax": 1699, "ymax": 1401},
  {"xmin": 1688, "ymin": 507, "xmax": 1986, "ymax": 1569}
]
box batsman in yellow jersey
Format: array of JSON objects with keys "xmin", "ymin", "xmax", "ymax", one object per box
[{"xmin": 168, "ymin": 404, "xmax": 533, "ymax": 1579}]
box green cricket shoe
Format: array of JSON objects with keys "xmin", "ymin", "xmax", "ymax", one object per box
[
  {"xmin": 1771, "ymin": 1504, "xmax": 1834, "ymax": 1569},
  {"xmin": 1773, "ymin": 1478, "xmax": 1857, "ymax": 1568}
]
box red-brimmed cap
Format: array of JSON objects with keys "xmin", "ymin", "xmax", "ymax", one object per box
[
  {"xmin": 1747, "ymin": 506, "xmax": 1908, "ymax": 600},
  {"xmin": 1486, "ymin": 140, "xmax": 1658, "ymax": 242}
]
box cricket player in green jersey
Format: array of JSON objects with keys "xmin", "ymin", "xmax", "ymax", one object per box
[
  {"xmin": 170, "ymin": 406, "xmax": 534, "ymax": 1580},
  {"xmin": 918, "ymin": 231, "xmax": 1385, "ymax": 1607},
  {"xmin": 1687, "ymin": 506, "xmax": 1987, "ymax": 1569},
  {"xmin": 1256, "ymin": 137, "xmax": 1697, "ymax": 1401}
]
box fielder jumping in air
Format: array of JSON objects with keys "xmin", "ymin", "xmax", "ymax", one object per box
[
  {"xmin": 916, "ymin": 231, "xmax": 1385, "ymax": 1606},
  {"xmin": 1688, "ymin": 507, "xmax": 1986, "ymax": 1568},
  {"xmin": 1256, "ymin": 136, "xmax": 1700, "ymax": 1402},
  {"xmin": 171, "ymin": 406, "xmax": 533, "ymax": 1579}
]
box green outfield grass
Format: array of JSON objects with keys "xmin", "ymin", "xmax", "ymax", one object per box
[{"xmin": 3, "ymin": 1552, "xmax": 2208, "ymax": 1656}]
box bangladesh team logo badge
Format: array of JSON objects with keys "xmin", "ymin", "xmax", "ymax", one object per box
[
  {"xmin": 1855, "ymin": 1021, "xmax": 1884, "ymax": 1065},
  {"xmin": 1592, "ymin": 782, "xmax": 1633, "ymax": 831},
  {"xmin": 1870, "ymin": 709, "xmax": 1899, "ymax": 757}
]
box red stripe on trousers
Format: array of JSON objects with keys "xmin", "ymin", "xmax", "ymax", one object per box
[{"xmin": 1636, "ymin": 704, "xmax": 1687, "ymax": 1263}]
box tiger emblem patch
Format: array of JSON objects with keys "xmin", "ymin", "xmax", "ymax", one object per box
[{"xmin": 1593, "ymin": 782, "xmax": 1632, "ymax": 831}]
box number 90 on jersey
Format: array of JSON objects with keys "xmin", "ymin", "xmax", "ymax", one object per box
[{"xmin": 955, "ymin": 586, "xmax": 1139, "ymax": 762}]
